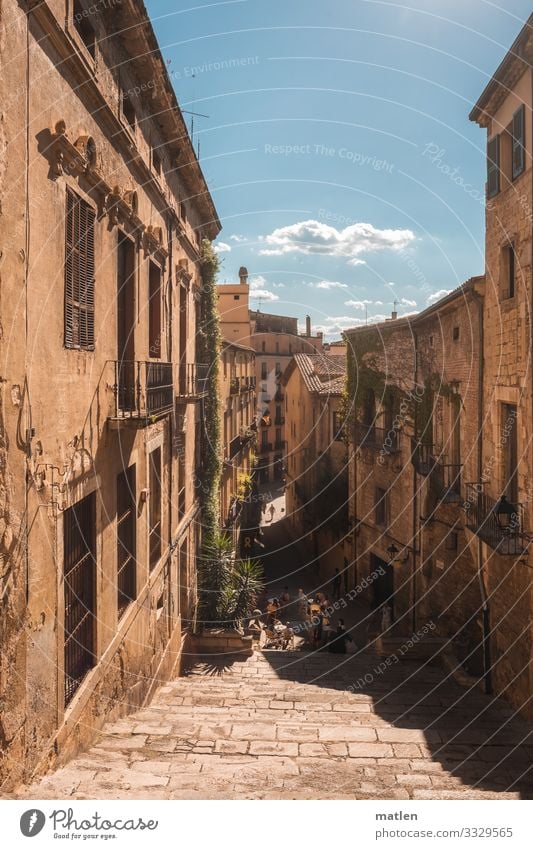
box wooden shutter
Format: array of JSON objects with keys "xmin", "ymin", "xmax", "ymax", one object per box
[
  {"xmin": 65, "ymin": 188, "xmax": 95, "ymax": 350},
  {"xmin": 487, "ymin": 135, "xmax": 500, "ymax": 198},
  {"xmin": 512, "ymin": 105, "xmax": 525, "ymax": 180}
]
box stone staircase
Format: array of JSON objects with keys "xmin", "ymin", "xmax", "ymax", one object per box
[{"xmin": 15, "ymin": 647, "xmax": 533, "ymax": 800}]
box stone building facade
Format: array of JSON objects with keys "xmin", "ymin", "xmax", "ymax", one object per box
[
  {"xmin": 345, "ymin": 279, "xmax": 485, "ymax": 666},
  {"xmin": 250, "ymin": 311, "xmax": 324, "ymax": 484},
  {"xmin": 284, "ymin": 354, "xmax": 347, "ymax": 583},
  {"xmin": 469, "ymin": 18, "xmax": 533, "ymax": 717},
  {"xmin": 0, "ymin": 0, "xmax": 219, "ymax": 785},
  {"xmin": 218, "ymin": 340, "xmax": 257, "ymax": 553}
]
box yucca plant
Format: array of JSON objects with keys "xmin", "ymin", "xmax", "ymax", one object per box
[
  {"xmin": 222, "ymin": 558, "xmax": 265, "ymax": 627},
  {"xmin": 199, "ymin": 532, "xmax": 234, "ymax": 627}
]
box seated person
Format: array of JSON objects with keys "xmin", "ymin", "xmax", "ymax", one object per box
[
  {"xmin": 247, "ymin": 609, "xmax": 264, "ymax": 633},
  {"xmin": 281, "ymin": 622, "xmax": 295, "ymax": 650}
]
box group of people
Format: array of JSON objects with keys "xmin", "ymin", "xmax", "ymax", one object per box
[
  {"xmin": 247, "ymin": 607, "xmax": 295, "ymax": 650},
  {"xmin": 247, "ymin": 579, "xmax": 354, "ymax": 654}
]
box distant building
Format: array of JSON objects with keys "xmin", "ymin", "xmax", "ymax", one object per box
[
  {"xmin": 284, "ymin": 353, "xmax": 348, "ymax": 583},
  {"xmin": 217, "ymin": 279, "xmax": 257, "ymax": 553},
  {"xmin": 250, "ymin": 310, "xmax": 324, "ymax": 483}
]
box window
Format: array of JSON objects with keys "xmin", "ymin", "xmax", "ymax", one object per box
[
  {"xmin": 375, "ymin": 487, "xmax": 388, "ymax": 527},
  {"xmin": 121, "ymin": 88, "xmax": 136, "ymax": 132},
  {"xmin": 502, "ymin": 404, "xmax": 518, "ymax": 506},
  {"xmin": 276, "ymin": 427, "xmax": 282, "ymax": 447},
  {"xmin": 65, "ymin": 188, "xmax": 95, "ymax": 350},
  {"xmin": 276, "ymin": 341, "xmax": 279, "ymax": 354},
  {"xmin": 117, "ymin": 465, "xmax": 136, "ymax": 618},
  {"xmin": 429, "ymin": 334, "xmax": 434, "ymax": 348},
  {"xmin": 275, "ymin": 362, "xmax": 281, "ymax": 375},
  {"xmin": 501, "ymin": 243, "xmax": 516, "ymax": 299},
  {"xmin": 333, "ymin": 410, "xmax": 345, "ymax": 441},
  {"xmin": 152, "ymin": 148, "xmax": 162, "ymax": 176},
  {"xmin": 262, "ymin": 341, "xmax": 266, "ymax": 352},
  {"xmin": 234, "ymin": 295, "xmax": 240, "ymax": 301},
  {"xmin": 445, "ymin": 532, "xmax": 458, "ymax": 551},
  {"xmin": 487, "ymin": 135, "xmax": 500, "ymax": 198},
  {"xmin": 362, "ymin": 388, "xmax": 376, "ymax": 427},
  {"xmin": 73, "ymin": 0, "xmax": 96, "ymax": 58},
  {"xmin": 512, "ymin": 105, "xmax": 525, "ymax": 180},
  {"xmin": 149, "ymin": 261, "xmax": 162, "ymax": 358},
  {"xmin": 452, "ymin": 326, "xmax": 460, "ymax": 341},
  {"xmin": 64, "ymin": 493, "xmax": 96, "ymax": 705},
  {"xmin": 261, "ymin": 362, "xmax": 268, "ymax": 380},
  {"xmin": 149, "ymin": 447, "xmax": 162, "ymax": 570},
  {"xmin": 180, "ymin": 201, "xmax": 186, "ymax": 221}
]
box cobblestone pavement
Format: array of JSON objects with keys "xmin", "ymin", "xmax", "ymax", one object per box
[{"xmin": 15, "ymin": 647, "xmax": 533, "ymax": 800}]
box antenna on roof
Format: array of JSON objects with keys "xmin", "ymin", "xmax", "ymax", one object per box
[{"xmin": 181, "ymin": 73, "xmax": 210, "ymax": 160}]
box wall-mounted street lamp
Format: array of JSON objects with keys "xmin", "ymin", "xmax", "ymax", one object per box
[
  {"xmin": 387, "ymin": 543, "xmax": 409, "ymax": 564},
  {"xmin": 493, "ymin": 494, "xmax": 519, "ymax": 532}
]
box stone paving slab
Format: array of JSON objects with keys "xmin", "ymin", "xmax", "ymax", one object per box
[{"xmin": 13, "ymin": 649, "xmax": 533, "ymax": 800}]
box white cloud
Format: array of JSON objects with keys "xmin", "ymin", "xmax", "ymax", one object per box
[
  {"xmin": 400, "ymin": 297, "xmax": 417, "ymax": 307},
  {"xmin": 315, "ymin": 280, "xmax": 349, "ymax": 290},
  {"xmin": 315, "ymin": 310, "xmax": 413, "ymax": 337},
  {"xmin": 214, "ymin": 242, "xmax": 231, "ymax": 254},
  {"xmin": 345, "ymin": 299, "xmax": 373, "ymax": 311},
  {"xmin": 249, "ymin": 274, "xmax": 279, "ymax": 302},
  {"xmin": 259, "ymin": 219, "xmax": 415, "ymax": 263},
  {"xmin": 229, "ymin": 234, "xmax": 246, "ymax": 242},
  {"xmin": 426, "ymin": 289, "xmax": 451, "ymax": 306},
  {"xmin": 250, "ymin": 289, "xmax": 279, "ymax": 302},
  {"xmin": 272, "ymin": 282, "xmax": 285, "ymax": 288}
]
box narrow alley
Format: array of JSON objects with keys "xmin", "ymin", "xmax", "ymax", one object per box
[{"xmin": 12, "ymin": 503, "xmax": 533, "ymax": 801}]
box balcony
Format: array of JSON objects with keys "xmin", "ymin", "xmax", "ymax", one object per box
[
  {"xmin": 230, "ymin": 378, "xmax": 240, "ymax": 395},
  {"xmin": 430, "ymin": 461, "xmax": 463, "ymax": 501},
  {"xmin": 274, "ymin": 416, "xmax": 285, "ymax": 426},
  {"xmin": 240, "ymin": 376, "xmax": 256, "ymax": 393},
  {"xmin": 355, "ymin": 422, "xmax": 399, "ymax": 454},
  {"xmin": 258, "ymin": 442, "xmax": 273, "ymax": 455},
  {"xmin": 274, "ymin": 391, "xmax": 285, "ymax": 403},
  {"xmin": 225, "ymin": 428, "xmax": 256, "ymax": 463},
  {"xmin": 411, "ymin": 440, "xmax": 437, "ymax": 475},
  {"xmin": 177, "ymin": 363, "xmax": 209, "ymax": 399},
  {"xmin": 111, "ymin": 361, "xmax": 173, "ymax": 424},
  {"xmin": 465, "ymin": 484, "xmax": 525, "ymax": 554},
  {"xmin": 274, "ymin": 440, "xmax": 287, "ymax": 451}
]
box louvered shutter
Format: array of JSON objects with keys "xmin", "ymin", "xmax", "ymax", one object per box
[
  {"xmin": 64, "ymin": 188, "xmax": 95, "ymax": 350},
  {"xmin": 512, "ymin": 105, "xmax": 525, "ymax": 180},
  {"xmin": 487, "ymin": 135, "xmax": 500, "ymax": 198}
]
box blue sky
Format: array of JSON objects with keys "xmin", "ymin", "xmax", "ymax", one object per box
[{"xmin": 146, "ymin": 0, "xmax": 532, "ymax": 337}]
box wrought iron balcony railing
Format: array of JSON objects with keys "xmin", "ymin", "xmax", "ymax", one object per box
[
  {"xmin": 411, "ymin": 440, "xmax": 437, "ymax": 476},
  {"xmin": 258, "ymin": 442, "xmax": 273, "ymax": 454},
  {"xmin": 464, "ymin": 483, "xmax": 525, "ymax": 554},
  {"xmin": 274, "ymin": 416, "xmax": 285, "ymax": 426},
  {"xmin": 112, "ymin": 361, "xmax": 174, "ymax": 421},
  {"xmin": 355, "ymin": 422, "xmax": 400, "ymax": 453},
  {"xmin": 177, "ymin": 363, "xmax": 209, "ymax": 398},
  {"xmin": 430, "ymin": 461, "xmax": 463, "ymax": 500},
  {"xmin": 274, "ymin": 440, "xmax": 287, "ymax": 450}
]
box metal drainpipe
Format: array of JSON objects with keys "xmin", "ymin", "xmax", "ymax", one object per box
[
  {"xmin": 412, "ymin": 331, "xmax": 419, "ymax": 634},
  {"xmin": 471, "ymin": 288, "xmax": 491, "ymax": 694}
]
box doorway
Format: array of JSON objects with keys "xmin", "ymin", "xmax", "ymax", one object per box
[
  {"xmin": 371, "ymin": 553, "xmax": 394, "ymax": 618},
  {"xmin": 117, "ymin": 232, "xmax": 135, "ymax": 410}
]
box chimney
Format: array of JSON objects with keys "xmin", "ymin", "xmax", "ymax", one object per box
[
  {"xmin": 239, "ymin": 266, "xmax": 248, "ymax": 285},
  {"xmin": 306, "ymin": 315, "xmax": 311, "ymax": 337}
]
